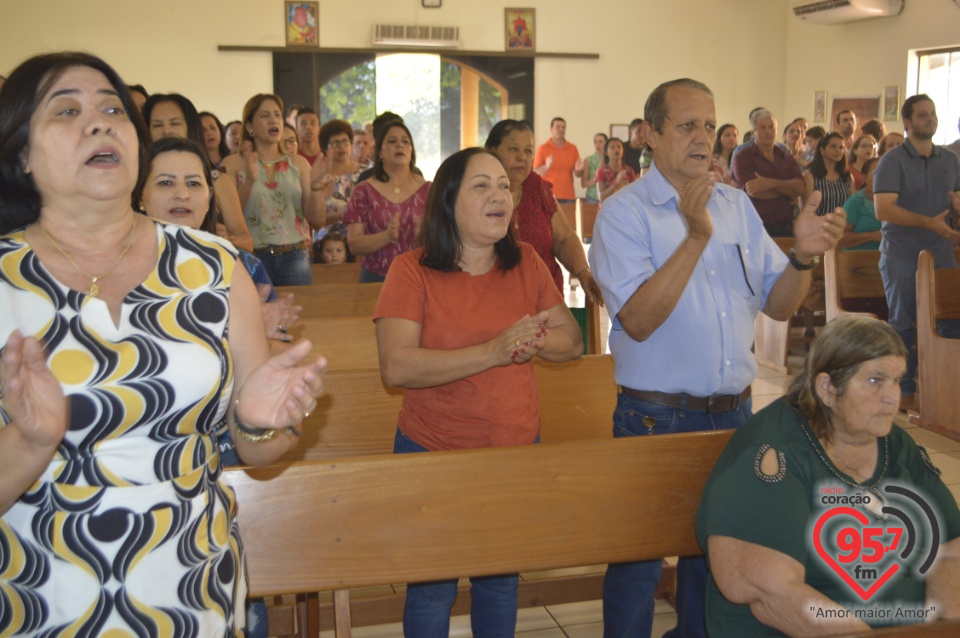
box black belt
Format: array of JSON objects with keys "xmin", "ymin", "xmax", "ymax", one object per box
[
  {"xmin": 255, "ymin": 241, "xmax": 307, "ymax": 256},
  {"xmin": 618, "ymin": 386, "xmax": 752, "ymax": 413}
]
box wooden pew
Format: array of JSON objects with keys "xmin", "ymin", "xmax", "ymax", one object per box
[
  {"xmin": 310, "ymin": 262, "xmax": 363, "ymax": 285},
  {"xmin": 284, "ymin": 355, "xmax": 617, "ymax": 462},
  {"xmin": 753, "ymin": 237, "xmax": 825, "ymax": 373},
  {"xmin": 292, "ymin": 316, "xmax": 379, "ymax": 371},
  {"xmin": 909, "ymin": 251, "xmax": 960, "ymax": 440},
  {"xmin": 557, "ymin": 199, "xmax": 577, "ymax": 233},
  {"xmin": 823, "ymin": 248, "xmax": 888, "ymax": 323},
  {"xmin": 276, "ymin": 283, "xmax": 382, "ymax": 319},
  {"xmin": 225, "ymin": 431, "xmax": 733, "ymax": 637},
  {"xmin": 579, "ymin": 199, "xmax": 600, "ymax": 242},
  {"xmin": 292, "ymin": 307, "xmax": 602, "ymax": 372}
]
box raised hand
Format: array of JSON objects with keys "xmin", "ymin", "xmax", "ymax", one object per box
[
  {"xmin": 235, "ymin": 340, "xmax": 327, "ymax": 430},
  {"xmin": 678, "ymin": 171, "xmax": 716, "ymax": 241},
  {"xmin": 1, "ymin": 331, "xmax": 68, "ymax": 451},
  {"xmin": 793, "ymin": 191, "xmax": 846, "ymax": 260},
  {"xmin": 241, "ymin": 140, "xmax": 259, "ymax": 175},
  {"xmin": 489, "ymin": 311, "xmax": 551, "ymax": 366}
]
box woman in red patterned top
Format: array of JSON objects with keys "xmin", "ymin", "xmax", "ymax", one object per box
[
  {"xmin": 484, "ymin": 120, "xmax": 603, "ymax": 305},
  {"xmin": 344, "ymin": 121, "xmax": 430, "ymax": 283},
  {"xmin": 594, "ymin": 137, "xmax": 637, "ymax": 202}
]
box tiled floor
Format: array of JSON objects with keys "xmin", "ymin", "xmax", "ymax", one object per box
[{"xmin": 312, "ymin": 264, "xmax": 960, "ymax": 637}]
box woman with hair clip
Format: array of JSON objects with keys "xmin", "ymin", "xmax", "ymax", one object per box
[
  {"xmin": 222, "ymin": 93, "xmax": 327, "ymax": 286},
  {"xmin": 143, "ymin": 93, "xmax": 254, "ymax": 252},
  {"xmin": 374, "ymin": 147, "xmax": 582, "ymax": 637},
  {"xmin": 343, "ymin": 120, "xmax": 429, "ymax": 283}
]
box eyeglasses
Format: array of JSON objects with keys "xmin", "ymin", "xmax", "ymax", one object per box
[
  {"xmin": 328, "ymin": 139, "xmax": 351, "ymax": 148},
  {"xmin": 282, "ymin": 137, "xmax": 298, "ymax": 146}
]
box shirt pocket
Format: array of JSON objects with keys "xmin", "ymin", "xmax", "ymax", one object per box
[{"xmin": 724, "ymin": 242, "xmax": 761, "ymax": 299}]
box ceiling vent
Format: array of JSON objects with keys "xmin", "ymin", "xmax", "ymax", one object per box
[
  {"xmin": 791, "ymin": 0, "xmax": 903, "ymax": 24},
  {"xmin": 372, "ymin": 24, "xmax": 460, "ymax": 48}
]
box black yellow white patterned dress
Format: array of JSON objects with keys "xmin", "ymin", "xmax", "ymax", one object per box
[{"xmin": 0, "ymin": 222, "xmax": 246, "ymax": 636}]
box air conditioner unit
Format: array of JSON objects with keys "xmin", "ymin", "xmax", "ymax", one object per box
[
  {"xmin": 372, "ymin": 24, "xmax": 460, "ymax": 48},
  {"xmin": 791, "ymin": 0, "xmax": 903, "ymax": 24}
]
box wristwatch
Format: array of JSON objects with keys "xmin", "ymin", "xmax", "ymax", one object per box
[{"xmin": 788, "ymin": 248, "xmax": 819, "ymax": 271}]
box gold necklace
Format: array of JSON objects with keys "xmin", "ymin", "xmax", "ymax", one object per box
[{"xmin": 39, "ymin": 215, "xmax": 139, "ymax": 297}]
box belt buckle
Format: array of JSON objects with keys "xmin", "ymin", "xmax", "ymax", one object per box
[{"xmin": 707, "ymin": 394, "xmax": 728, "ymax": 412}]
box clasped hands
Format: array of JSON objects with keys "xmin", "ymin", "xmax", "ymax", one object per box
[{"xmin": 493, "ymin": 311, "xmax": 550, "ymax": 366}]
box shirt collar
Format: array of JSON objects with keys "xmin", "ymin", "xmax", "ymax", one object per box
[
  {"xmin": 902, "ymin": 137, "xmax": 942, "ymax": 159},
  {"xmin": 646, "ymin": 160, "xmax": 733, "ymax": 208}
]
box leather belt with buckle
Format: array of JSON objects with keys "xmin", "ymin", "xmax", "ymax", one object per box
[
  {"xmin": 254, "ymin": 241, "xmax": 307, "ymax": 256},
  {"xmin": 618, "ymin": 386, "xmax": 752, "ymax": 413}
]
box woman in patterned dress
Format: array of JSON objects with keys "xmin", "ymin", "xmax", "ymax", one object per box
[{"xmin": 0, "ymin": 52, "xmax": 327, "ymax": 636}]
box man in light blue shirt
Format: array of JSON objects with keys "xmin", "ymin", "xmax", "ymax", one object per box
[{"xmin": 589, "ymin": 78, "xmax": 845, "ymax": 638}]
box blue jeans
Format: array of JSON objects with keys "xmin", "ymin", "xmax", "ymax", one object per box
[
  {"xmin": 359, "ymin": 267, "xmax": 386, "ymax": 283},
  {"xmin": 880, "ymin": 252, "xmax": 960, "ymax": 395},
  {"xmin": 603, "ymin": 392, "xmax": 751, "ymax": 638},
  {"xmin": 254, "ymin": 247, "xmax": 313, "ymax": 286},
  {"xmin": 393, "ymin": 429, "xmax": 520, "ymax": 638}
]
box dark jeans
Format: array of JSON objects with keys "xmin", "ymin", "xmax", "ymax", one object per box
[
  {"xmin": 359, "ymin": 267, "xmax": 386, "ymax": 283},
  {"xmin": 393, "ymin": 429, "xmax": 520, "ymax": 638},
  {"xmin": 602, "ymin": 392, "xmax": 751, "ymax": 638},
  {"xmin": 254, "ymin": 247, "xmax": 313, "ymax": 286}
]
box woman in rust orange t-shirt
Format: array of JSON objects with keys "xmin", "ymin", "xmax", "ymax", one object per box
[{"xmin": 373, "ymin": 148, "xmax": 582, "ymax": 636}]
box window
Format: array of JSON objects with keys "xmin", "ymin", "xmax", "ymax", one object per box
[{"xmin": 916, "ymin": 49, "xmax": 960, "ymax": 145}]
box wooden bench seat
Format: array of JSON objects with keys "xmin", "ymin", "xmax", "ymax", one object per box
[
  {"xmin": 285, "ymin": 354, "xmax": 617, "ymax": 462},
  {"xmin": 226, "ymin": 432, "xmax": 732, "ymax": 636},
  {"xmin": 823, "ymin": 248, "xmax": 888, "ymax": 323},
  {"xmin": 910, "ymin": 250, "xmax": 960, "ymax": 439}
]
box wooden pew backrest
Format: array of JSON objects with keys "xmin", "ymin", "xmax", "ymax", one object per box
[
  {"xmin": 310, "ymin": 262, "xmax": 363, "ymax": 285},
  {"xmin": 285, "ymin": 355, "xmax": 616, "ymax": 462},
  {"xmin": 579, "ymin": 200, "xmax": 599, "ymax": 241},
  {"xmin": 910, "ymin": 251, "xmax": 960, "ymax": 440},
  {"xmin": 277, "ymin": 282, "xmax": 382, "ymax": 319},
  {"xmin": 823, "ymin": 248, "xmax": 887, "ymax": 323},
  {"xmin": 226, "ymin": 431, "xmax": 732, "ymax": 597}
]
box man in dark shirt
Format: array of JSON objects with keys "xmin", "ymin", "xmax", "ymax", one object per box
[{"xmin": 732, "ymin": 109, "xmax": 804, "ymax": 237}]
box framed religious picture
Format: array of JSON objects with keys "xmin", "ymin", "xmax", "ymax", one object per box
[
  {"xmin": 505, "ymin": 8, "xmax": 536, "ymax": 51},
  {"xmin": 831, "ymin": 96, "xmax": 880, "ymax": 130},
  {"xmin": 610, "ymin": 123, "xmax": 630, "ymax": 142},
  {"xmin": 285, "ymin": 1, "xmax": 319, "ymax": 47},
  {"xmin": 883, "ymin": 85, "xmax": 901, "ymax": 121},
  {"xmin": 813, "ymin": 90, "xmax": 827, "ymax": 123}
]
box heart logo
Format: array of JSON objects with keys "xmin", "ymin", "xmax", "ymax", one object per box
[{"xmin": 813, "ymin": 506, "xmax": 899, "ymax": 601}]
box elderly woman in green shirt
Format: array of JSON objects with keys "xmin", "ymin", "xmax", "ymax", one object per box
[{"xmin": 697, "ymin": 316, "xmax": 960, "ymax": 637}]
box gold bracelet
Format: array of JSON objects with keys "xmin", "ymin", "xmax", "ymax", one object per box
[
  {"xmin": 575, "ymin": 266, "xmax": 591, "ymax": 279},
  {"xmin": 232, "ymin": 399, "xmax": 276, "ymax": 443}
]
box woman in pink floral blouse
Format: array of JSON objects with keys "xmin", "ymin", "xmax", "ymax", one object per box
[{"xmin": 344, "ymin": 121, "xmax": 430, "ymax": 283}]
